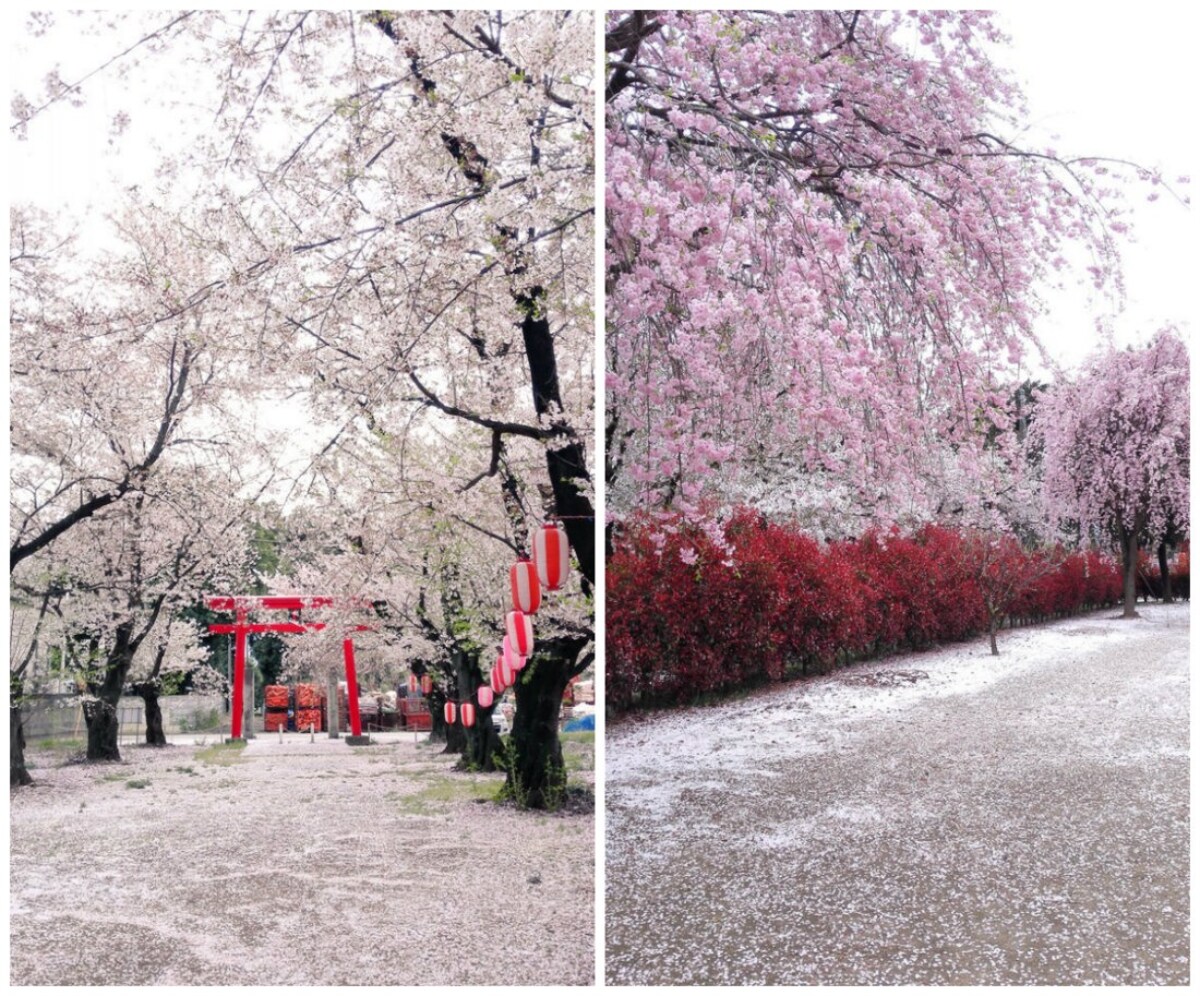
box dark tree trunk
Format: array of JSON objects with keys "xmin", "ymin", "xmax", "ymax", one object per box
[
  {"xmin": 133, "ymin": 683, "xmax": 167, "ymax": 746},
  {"xmin": 516, "ymin": 288, "xmax": 596, "ymax": 591},
  {"xmin": 428, "ymin": 687, "xmax": 448, "ymax": 744},
  {"xmin": 987, "ymin": 612, "xmax": 1000, "ymax": 656},
  {"xmin": 10, "ymin": 678, "xmax": 32, "ymax": 787},
  {"xmin": 443, "ymin": 716, "xmax": 466, "ymax": 755},
  {"xmin": 453, "ymin": 651, "xmax": 502, "ymax": 772},
  {"xmin": 1121, "ymin": 527, "xmax": 1140, "ymax": 619},
  {"xmin": 1158, "ymin": 541, "xmax": 1174, "ymax": 603},
  {"xmin": 462, "ymin": 703, "xmax": 502, "ymax": 772},
  {"xmin": 83, "ymin": 697, "xmax": 122, "ymax": 761},
  {"xmin": 503, "ymin": 653, "xmax": 572, "ymax": 810},
  {"xmin": 84, "ymin": 639, "xmax": 134, "ymax": 761}
]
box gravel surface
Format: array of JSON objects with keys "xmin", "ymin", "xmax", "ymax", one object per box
[
  {"xmin": 11, "ymin": 732, "xmax": 593, "ymax": 985},
  {"xmin": 606, "ymin": 603, "xmax": 1190, "ymax": 985}
]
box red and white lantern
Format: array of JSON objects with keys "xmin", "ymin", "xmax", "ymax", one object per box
[
  {"xmin": 420, "ymin": 674, "xmax": 433, "ymax": 696},
  {"xmin": 510, "ymin": 560, "xmax": 542, "ymax": 615},
  {"xmin": 533, "ymin": 522, "xmax": 569, "ymax": 591},
  {"xmin": 498, "ymin": 655, "xmax": 515, "ymax": 688},
  {"xmin": 506, "ymin": 611, "xmax": 535, "ymax": 657},
  {"xmin": 502, "ymin": 635, "xmax": 520, "ymax": 672},
  {"xmin": 478, "ymin": 685, "xmax": 494, "ymax": 709},
  {"xmin": 407, "ymin": 674, "xmax": 419, "ymax": 693},
  {"xmin": 514, "ymin": 654, "xmax": 527, "ymax": 672},
  {"xmin": 444, "ymin": 702, "xmax": 456, "ymax": 725},
  {"xmin": 490, "ymin": 662, "xmax": 505, "ymax": 694},
  {"xmin": 461, "ymin": 702, "xmax": 476, "ymax": 728}
]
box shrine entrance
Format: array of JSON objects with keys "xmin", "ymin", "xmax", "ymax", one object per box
[{"xmin": 205, "ymin": 596, "xmax": 371, "ymax": 742}]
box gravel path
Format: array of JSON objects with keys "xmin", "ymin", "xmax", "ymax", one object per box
[
  {"xmin": 606, "ymin": 603, "xmax": 1189, "ymax": 985},
  {"xmin": 11, "ymin": 733, "xmax": 593, "ymax": 985}
]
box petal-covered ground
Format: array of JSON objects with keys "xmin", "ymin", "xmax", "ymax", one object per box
[
  {"xmin": 11, "ymin": 732, "xmax": 593, "ymax": 985},
  {"xmin": 606, "ymin": 603, "xmax": 1189, "ymax": 985}
]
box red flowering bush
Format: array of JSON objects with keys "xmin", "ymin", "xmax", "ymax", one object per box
[{"xmin": 608, "ymin": 513, "xmax": 1128, "ymax": 712}]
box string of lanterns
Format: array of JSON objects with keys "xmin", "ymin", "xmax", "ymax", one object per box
[{"xmin": 416, "ymin": 522, "xmax": 571, "ymax": 731}]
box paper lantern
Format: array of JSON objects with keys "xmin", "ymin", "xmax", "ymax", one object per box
[
  {"xmin": 407, "ymin": 674, "xmax": 419, "ymax": 693},
  {"xmin": 461, "ymin": 702, "xmax": 476, "ymax": 728},
  {"xmin": 510, "ymin": 560, "xmax": 542, "ymax": 615},
  {"xmin": 498, "ymin": 656, "xmax": 514, "ymax": 688},
  {"xmin": 478, "ymin": 685, "xmax": 494, "ymax": 708},
  {"xmin": 513, "ymin": 654, "xmax": 527, "ymax": 672},
  {"xmin": 502, "ymin": 635, "xmax": 520, "ymax": 672},
  {"xmin": 506, "ymin": 611, "xmax": 535, "ymax": 657},
  {"xmin": 533, "ymin": 522, "xmax": 569, "ymax": 591},
  {"xmin": 420, "ymin": 674, "xmax": 433, "ymax": 696},
  {"xmin": 490, "ymin": 663, "xmax": 505, "ymax": 694},
  {"xmin": 444, "ymin": 702, "xmax": 456, "ymax": 725}
]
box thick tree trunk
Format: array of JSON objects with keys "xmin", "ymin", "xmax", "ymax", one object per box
[
  {"xmin": 10, "ymin": 680, "xmax": 33, "ymax": 786},
  {"xmin": 83, "ymin": 697, "xmax": 122, "ymax": 761},
  {"xmin": 133, "ymin": 683, "xmax": 167, "ymax": 746},
  {"xmin": 504, "ymin": 655, "xmax": 571, "ymax": 810},
  {"xmin": 428, "ymin": 693, "xmax": 448, "ymax": 744},
  {"xmin": 1158, "ymin": 541, "xmax": 1174, "ymax": 604},
  {"xmin": 443, "ymin": 717, "xmax": 466, "ymax": 755},
  {"xmin": 84, "ymin": 641, "xmax": 134, "ymax": 761},
  {"xmin": 988, "ymin": 613, "xmax": 1000, "ymax": 656},
  {"xmin": 452, "ymin": 651, "xmax": 502, "ymax": 772},
  {"xmin": 462, "ymin": 703, "xmax": 502, "ymax": 771},
  {"xmin": 1121, "ymin": 527, "xmax": 1140, "ymax": 619}
]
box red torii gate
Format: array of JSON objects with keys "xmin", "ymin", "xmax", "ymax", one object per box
[{"xmin": 206, "ymin": 595, "xmax": 371, "ymax": 741}]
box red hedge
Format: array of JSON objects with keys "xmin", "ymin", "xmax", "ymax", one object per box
[{"xmin": 608, "ymin": 514, "xmax": 1127, "ymax": 712}]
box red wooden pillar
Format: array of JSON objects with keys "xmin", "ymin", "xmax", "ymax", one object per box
[
  {"xmin": 343, "ymin": 638, "xmax": 362, "ymax": 737},
  {"xmin": 230, "ymin": 609, "xmax": 248, "ymax": 740}
]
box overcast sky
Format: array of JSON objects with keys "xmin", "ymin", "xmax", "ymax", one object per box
[
  {"xmin": 996, "ymin": 8, "xmax": 1196, "ymax": 371},
  {"xmin": 9, "ymin": 9, "xmax": 1196, "ymax": 377}
]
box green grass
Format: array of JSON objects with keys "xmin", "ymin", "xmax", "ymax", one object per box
[
  {"xmin": 561, "ymin": 732, "xmax": 594, "ymax": 774},
  {"xmin": 125, "ymin": 778, "xmax": 151, "ymax": 789},
  {"xmin": 397, "ymin": 775, "xmax": 499, "ymax": 815},
  {"xmin": 195, "ymin": 740, "xmax": 248, "ymax": 767},
  {"xmin": 30, "ymin": 736, "xmax": 85, "ymax": 752}
]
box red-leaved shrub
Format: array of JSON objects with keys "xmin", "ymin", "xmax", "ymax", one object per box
[{"xmin": 608, "ymin": 512, "xmax": 1129, "ymax": 712}]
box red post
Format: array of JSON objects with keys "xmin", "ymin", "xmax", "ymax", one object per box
[
  {"xmin": 230, "ymin": 610, "xmax": 247, "ymax": 740},
  {"xmin": 343, "ymin": 638, "xmax": 362, "ymax": 737}
]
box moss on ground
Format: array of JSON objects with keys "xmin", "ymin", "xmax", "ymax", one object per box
[
  {"xmin": 194, "ymin": 741, "xmax": 248, "ymax": 767},
  {"xmin": 397, "ymin": 775, "xmax": 499, "ymax": 815}
]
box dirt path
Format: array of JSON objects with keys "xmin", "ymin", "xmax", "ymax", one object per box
[
  {"xmin": 606, "ymin": 604, "xmax": 1189, "ymax": 985},
  {"xmin": 11, "ymin": 733, "xmax": 593, "ymax": 985}
]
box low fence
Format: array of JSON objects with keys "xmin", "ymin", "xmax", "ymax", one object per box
[{"xmin": 22, "ymin": 694, "xmax": 225, "ymax": 742}]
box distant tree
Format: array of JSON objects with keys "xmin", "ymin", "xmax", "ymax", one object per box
[
  {"xmin": 956, "ymin": 531, "xmax": 1060, "ymax": 655},
  {"xmin": 1037, "ymin": 330, "xmax": 1189, "ymax": 618}
]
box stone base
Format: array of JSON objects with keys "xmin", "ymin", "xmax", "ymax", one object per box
[{"xmin": 345, "ymin": 735, "xmax": 373, "ymax": 746}]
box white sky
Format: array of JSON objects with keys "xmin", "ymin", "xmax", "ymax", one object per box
[
  {"xmin": 7, "ymin": 8, "xmax": 1197, "ymax": 379},
  {"xmin": 996, "ymin": 8, "xmax": 1197, "ymax": 372}
]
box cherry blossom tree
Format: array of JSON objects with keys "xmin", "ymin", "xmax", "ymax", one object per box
[
  {"xmin": 9, "ymin": 584, "xmax": 61, "ymax": 785},
  {"xmin": 1036, "ymin": 329, "xmax": 1189, "ymax": 618},
  {"xmin": 268, "ymin": 414, "xmax": 593, "ymax": 803},
  {"xmin": 605, "ymin": 10, "xmax": 1156, "ymax": 538},
  {"xmin": 20, "ymin": 469, "xmax": 253, "ymax": 761},
  {"xmin": 127, "ymin": 614, "xmax": 214, "ymax": 746},
  {"xmin": 12, "ymin": 11, "xmax": 596, "ymax": 807}
]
